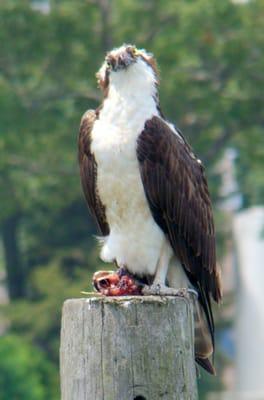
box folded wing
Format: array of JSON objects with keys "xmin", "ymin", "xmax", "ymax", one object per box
[
  {"xmin": 137, "ymin": 116, "xmax": 222, "ymax": 370},
  {"xmin": 78, "ymin": 110, "xmax": 109, "ymax": 236}
]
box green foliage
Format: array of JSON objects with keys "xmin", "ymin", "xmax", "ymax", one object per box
[
  {"xmin": 0, "ymin": 334, "xmax": 58, "ymax": 400},
  {"xmin": 0, "ymin": 0, "xmax": 263, "ymax": 226},
  {"xmin": 4, "ymin": 255, "xmax": 104, "ymax": 397},
  {"xmin": 0, "ymin": 0, "xmax": 263, "ymax": 398},
  {"xmin": 7, "ymin": 251, "xmax": 103, "ymax": 361}
]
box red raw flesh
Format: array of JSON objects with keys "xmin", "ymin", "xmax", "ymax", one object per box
[{"xmin": 93, "ymin": 270, "xmax": 142, "ymax": 296}]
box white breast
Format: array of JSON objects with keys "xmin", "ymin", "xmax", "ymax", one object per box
[{"xmin": 91, "ymin": 65, "xmax": 166, "ymax": 276}]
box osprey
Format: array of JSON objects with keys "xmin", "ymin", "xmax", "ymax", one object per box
[{"xmin": 78, "ymin": 45, "xmax": 222, "ymax": 374}]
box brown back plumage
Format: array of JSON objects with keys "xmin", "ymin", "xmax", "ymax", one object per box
[{"xmin": 137, "ymin": 116, "xmax": 222, "ymax": 372}]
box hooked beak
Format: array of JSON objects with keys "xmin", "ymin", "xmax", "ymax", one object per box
[{"xmin": 106, "ymin": 53, "xmax": 135, "ymax": 72}]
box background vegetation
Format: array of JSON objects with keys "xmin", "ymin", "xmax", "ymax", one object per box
[{"xmin": 0, "ymin": 0, "xmax": 263, "ymax": 398}]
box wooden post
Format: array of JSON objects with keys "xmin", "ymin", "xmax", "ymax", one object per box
[{"xmin": 60, "ymin": 296, "xmax": 198, "ymax": 400}]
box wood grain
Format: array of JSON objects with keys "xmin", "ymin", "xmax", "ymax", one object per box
[{"xmin": 60, "ymin": 296, "xmax": 198, "ymax": 400}]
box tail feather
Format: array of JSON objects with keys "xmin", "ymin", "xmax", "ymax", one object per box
[
  {"xmin": 191, "ymin": 292, "xmax": 217, "ymax": 374},
  {"xmin": 196, "ymin": 357, "xmax": 216, "ymax": 375},
  {"xmin": 167, "ymin": 261, "xmax": 217, "ymax": 375}
]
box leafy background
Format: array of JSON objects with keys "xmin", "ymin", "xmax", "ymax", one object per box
[{"xmin": 0, "ymin": 0, "xmax": 263, "ymax": 398}]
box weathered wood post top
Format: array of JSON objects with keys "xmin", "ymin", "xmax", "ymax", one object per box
[{"xmin": 60, "ymin": 296, "xmax": 198, "ymax": 400}]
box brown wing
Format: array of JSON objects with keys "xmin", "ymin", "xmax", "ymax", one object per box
[
  {"xmin": 137, "ymin": 116, "xmax": 222, "ymax": 355},
  {"xmin": 78, "ymin": 110, "xmax": 109, "ymax": 236}
]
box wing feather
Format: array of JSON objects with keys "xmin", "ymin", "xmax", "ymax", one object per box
[
  {"xmin": 137, "ymin": 116, "xmax": 222, "ymax": 359},
  {"xmin": 78, "ymin": 110, "xmax": 109, "ymax": 236}
]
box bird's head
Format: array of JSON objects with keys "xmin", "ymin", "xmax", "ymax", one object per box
[{"xmin": 96, "ymin": 44, "xmax": 159, "ymax": 96}]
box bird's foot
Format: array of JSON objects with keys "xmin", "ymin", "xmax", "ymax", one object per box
[
  {"xmin": 93, "ymin": 269, "xmax": 143, "ymax": 296},
  {"xmin": 142, "ymin": 284, "xmax": 198, "ymax": 298},
  {"xmin": 93, "ymin": 271, "xmax": 198, "ymax": 298}
]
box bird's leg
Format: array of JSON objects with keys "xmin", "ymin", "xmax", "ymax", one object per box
[
  {"xmin": 142, "ymin": 244, "xmax": 195, "ymax": 297},
  {"xmin": 143, "ymin": 260, "xmax": 169, "ymax": 295},
  {"xmin": 142, "ymin": 243, "xmax": 177, "ymax": 295}
]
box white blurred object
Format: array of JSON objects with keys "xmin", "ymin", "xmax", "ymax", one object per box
[
  {"xmin": 218, "ymin": 147, "xmax": 242, "ymax": 212},
  {"xmin": 233, "ymin": 206, "xmax": 264, "ymax": 398},
  {"xmin": 0, "ymin": 270, "xmax": 9, "ymax": 335},
  {"xmin": 232, "ymin": 0, "xmax": 250, "ymax": 4},
  {"xmin": 208, "ymin": 391, "xmax": 264, "ymax": 400},
  {"xmin": 31, "ymin": 0, "xmax": 50, "ymax": 14}
]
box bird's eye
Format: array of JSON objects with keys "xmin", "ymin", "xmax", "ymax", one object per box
[
  {"xmin": 127, "ymin": 46, "xmax": 137, "ymax": 56},
  {"xmin": 133, "ymin": 47, "xmax": 140, "ymax": 57}
]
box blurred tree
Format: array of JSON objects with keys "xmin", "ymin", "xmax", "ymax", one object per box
[
  {"xmin": 0, "ymin": 334, "xmax": 59, "ymax": 400},
  {"xmin": 0, "ymin": 0, "xmax": 263, "ymax": 398},
  {"xmin": 0, "ymin": 0, "xmax": 101, "ymax": 298},
  {"xmin": 114, "ymin": 0, "xmax": 264, "ymax": 202},
  {"xmin": 1, "ymin": 0, "xmax": 263, "ymax": 295},
  {"xmin": 7, "ymin": 255, "xmax": 99, "ymax": 363}
]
